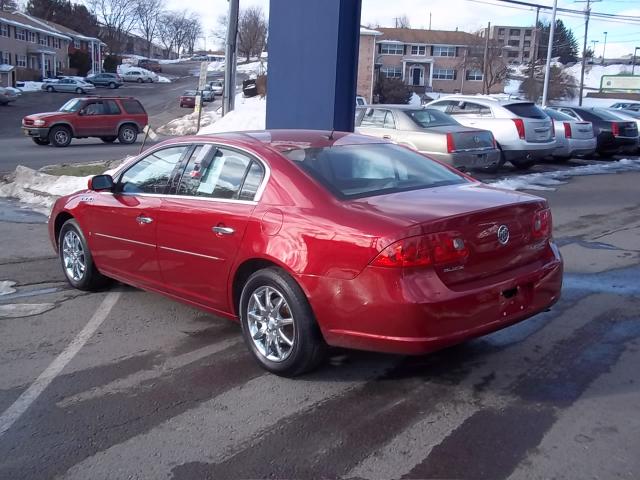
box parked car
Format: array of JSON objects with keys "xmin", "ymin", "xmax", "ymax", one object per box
[
  {"xmin": 190, "ymin": 55, "xmax": 208, "ymax": 61},
  {"xmin": 610, "ymin": 102, "xmax": 640, "ymax": 112},
  {"xmin": 138, "ymin": 59, "xmax": 162, "ymax": 73},
  {"xmin": 209, "ymin": 80, "xmax": 224, "ymax": 96},
  {"xmin": 603, "ymin": 109, "xmax": 640, "ymax": 153},
  {"xmin": 355, "ymin": 105, "xmax": 500, "ymax": 172},
  {"xmin": 201, "ymin": 85, "xmax": 215, "ymax": 102},
  {"xmin": 427, "ymin": 96, "xmax": 555, "ymax": 170},
  {"xmin": 544, "ymin": 108, "xmax": 597, "ymax": 160},
  {"xmin": 180, "ymin": 90, "xmax": 197, "ymax": 108},
  {"xmin": 22, "ymin": 96, "xmax": 148, "ymax": 147},
  {"xmin": 42, "ymin": 78, "xmax": 96, "ymax": 94},
  {"xmin": 85, "ymin": 73, "xmax": 124, "ymax": 89},
  {"xmin": 547, "ymin": 106, "xmax": 638, "ymax": 157},
  {"xmin": 0, "ymin": 86, "xmax": 19, "ymax": 105},
  {"xmin": 122, "ymin": 70, "xmax": 157, "ymax": 83},
  {"xmin": 48, "ymin": 130, "xmax": 562, "ymax": 376}
]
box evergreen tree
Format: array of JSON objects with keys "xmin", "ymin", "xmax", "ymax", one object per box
[
  {"xmin": 536, "ymin": 20, "xmax": 579, "ymax": 64},
  {"xmin": 26, "ymin": 0, "xmax": 99, "ymax": 37}
]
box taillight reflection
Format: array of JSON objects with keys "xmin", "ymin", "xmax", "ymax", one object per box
[
  {"xmin": 532, "ymin": 209, "xmax": 552, "ymax": 240},
  {"xmin": 512, "ymin": 118, "xmax": 526, "ymax": 139},
  {"xmin": 371, "ymin": 232, "xmax": 469, "ymax": 268}
]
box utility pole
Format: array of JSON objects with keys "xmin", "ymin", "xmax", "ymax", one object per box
[
  {"xmin": 429, "ymin": 12, "xmax": 432, "ymax": 30},
  {"xmin": 223, "ymin": 0, "xmax": 239, "ymax": 115},
  {"xmin": 541, "ymin": 0, "xmax": 557, "ymax": 107},
  {"xmin": 601, "ymin": 31, "xmax": 607, "ymax": 65},
  {"xmin": 576, "ymin": 0, "xmax": 601, "ymax": 106},
  {"xmin": 633, "ymin": 47, "xmax": 640, "ymax": 75},
  {"xmin": 529, "ymin": 6, "xmax": 540, "ymax": 85},
  {"xmin": 482, "ymin": 22, "xmax": 490, "ymax": 94}
]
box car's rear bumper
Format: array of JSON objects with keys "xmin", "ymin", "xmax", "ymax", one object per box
[
  {"xmin": 426, "ymin": 149, "xmax": 501, "ymax": 171},
  {"xmin": 502, "ymin": 144, "xmax": 556, "ymax": 161},
  {"xmin": 22, "ymin": 127, "xmax": 50, "ymax": 139},
  {"xmin": 554, "ymin": 137, "xmax": 597, "ymax": 157},
  {"xmin": 302, "ymin": 241, "xmax": 563, "ymax": 355}
]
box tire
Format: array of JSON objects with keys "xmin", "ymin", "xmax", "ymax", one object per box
[
  {"xmin": 108, "ymin": 82, "xmax": 116, "ymax": 89},
  {"xmin": 598, "ymin": 151, "xmax": 615, "ymax": 159},
  {"xmin": 511, "ymin": 158, "xmax": 535, "ymax": 170},
  {"xmin": 137, "ymin": 78, "xmax": 143, "ymax": 83},
  {"xmin": 146, "ymin": 78, "xmax": 153, "ymax": 83},
  {"xmin": 59, "ymin": 219, "xmax": 110, "ymax": 291},
  {"xmin": 239, "ymin": 268, "xmax": 326, "ymax": 376},
  {"xmin": 479, "ymin": 163, "xmax": 500, "ymax": 174},
  {"xmin": 32, "ymin": 137, "xmax": 50, "ymax": 146},
  {"xmin": 49, "ymin": 125, "xmax": 72, "ymax": 147},
  {"xmin": 118, "ymin": 124, "xmax": 137, "ymax": 144},
  {"xmin": 101, "ymin": 136, "xmax": 117, "ymax": 143},
  {"xmin": 75, "ymin": 87, "xmax": 83, "ymax": 94},
  {"xmin": 46, "ymin": 85, "xmax": 54, "ymax": 92}
]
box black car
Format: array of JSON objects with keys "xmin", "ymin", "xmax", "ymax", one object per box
[
  {"xmin": 548, "ymin": 106, "xmax": 639, "ymax": 158},
  {"xmin": 85, "ymin": 73, "xmax": 124, "ymax": 89}
]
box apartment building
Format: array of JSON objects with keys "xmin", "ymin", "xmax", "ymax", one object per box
[
  {"xmin": 483, "ymin": 25, "xmax": 537, "ymax": 64},
  {"xmin": 357, "ymin": 27, "xmax": 504, "ymax": 99},
  {"xmin": 357, "ymin": 27, "xmax": 382, "ymax": 103}
]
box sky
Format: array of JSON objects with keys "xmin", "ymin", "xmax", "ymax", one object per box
[{"xmin": 167, "ymin": 0, "xmax": 640, "ymax": 59}]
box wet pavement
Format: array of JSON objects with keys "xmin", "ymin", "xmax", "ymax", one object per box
[{"xmin": 0, "ymin": 171, "xmax": 639, "ymax": 479}]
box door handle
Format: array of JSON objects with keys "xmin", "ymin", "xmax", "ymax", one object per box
[
  {"xmin": 212, "ymin": 225, "xmax": 235, "ymax": 235},
  {"xmin": 382, "ymin": 135, "xmax": 392, "ymax": 139},
  {"xmin": 136, "ymin": 215, "xmax": 153, "ymax": 224}
]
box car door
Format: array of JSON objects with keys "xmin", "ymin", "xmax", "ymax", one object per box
[
  {"xmin": 156, "ymin": 143, "xmax": 265, "ymax": 313},
  {"xmin": 83, "ymin": 145, "xmax": 190, "ymax": 288},
  {"xmin": 76, "ymin": 100, "xmax": 110, "ymax": 136},
  {"xmin": 356, "ymin": 108, "xmax": 395, "ymax": 141}
]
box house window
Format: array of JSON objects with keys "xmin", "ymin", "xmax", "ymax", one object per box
[
  {"xmin": 380, "ymin": 43, "xmax": 404, "ymax": 55},
  {"xmin": 508, "ymin": 40, "xmax": 520, "ymax": 47},
  {"xmin": 381, "ymin": 66, "xmax": 402, "ymax": 78},
  {"xmin": 15, "ymin": 28, "xmax": 26, "ymax": 41},
  {"xmin": 2, "ymin": 52, "xmax": 10, "ymax": 65},
  {"xmin": 39, "ymin": 35, "xmax": 48, "ymax": 46},
  {"xmin": 525, "ymin": 29, "xmax": 532, "ymax": 37},
  {"xmin": 498, "ymin": 28, "xmax": 505, "ymax": 35},
  {"xmin": 28, "ymin": 31, "xmax": 37, "ymax": 43},
  {"xmin": 57, "ymin": 60, "xmax": 63, "ymax": 70},
  {"xmin": 410, "ymin": 45, "xmax": 426, "ymax": 56},
  {"xmin": 74, "ymin": 39, "xmax": 81, "ymax": 49},
  {"xmin": 53, "ymin": 37, "xmax": 61, "ymax": 49},
  {"xmin": 523, "ymin": 52, "xmax": 530, "ymax": 59},
  {"xmin": 466, "ymin": 69, "xmax": 483, "ymax": 81},
  {"xmin": 509, "ymin": 29, "xmax": 521, "ymax": 36},
  {"xmin": 523, "ymin": 40, "xmax": 531, "ymax": 48},
  {"xmin": 1, "ymin": 23, "xmax": 9, "ymax": 37},
  {"xmin": 433, "ymin": 68, "xmax": 456, "ymax": 80},
  {"xmin": 433, "ymin": 46, "xmax": 456, "ymax": 57},
  {"xmin": 16, "ymin": 55, "xmax": 27, "ymax": 67},
  {"xmin": 507, "ymin": 51, "xmax": 519, "ymax": 58}
]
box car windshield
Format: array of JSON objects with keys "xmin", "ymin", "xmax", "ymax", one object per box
[
  {"xmin": 281, "ymin": 143, "xmax": 467, "ymax": 199},
  {"xmin": 59, "ymin": 99, "xmax": 82, "ymax": 112},
  {"xmin": 406, "ymin": 109, "xmax": 458, "ymax": 128}
]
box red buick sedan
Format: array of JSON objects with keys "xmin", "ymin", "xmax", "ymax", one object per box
[{"xmin": 49, "ymin": 130, "xmax": 563, "ymax": 376}]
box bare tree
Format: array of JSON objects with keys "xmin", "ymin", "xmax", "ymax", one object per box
[
  {"xmin": 394, "ymin": 15, "xmax": 410, "ymax": 29},
  {"xmin": 520, "ymin": 65, "xmax": 577, "ymax": 102},
  {"xmin": 0, "ymin": 0, "xmax": 18, "ymax": 11},
  {"xmin": 237, "ymin": 7, "xmax": 267, "ymax": 62},
  {"xmin": 463, "ymin": 37, "xmax": 508, "ymax": 93},
  {"xmin": 182, "ymin": 14, "xmax": 202, "ymax": 55},
  {"xmin": 134, "ymin": 0, "xmax": 164, "ymax": 58},
  {"xmin": 88, "ymin": 0, "xmax": 137, "ymax": 54}
]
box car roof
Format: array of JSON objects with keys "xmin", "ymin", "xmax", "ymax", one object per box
[
  {"xmin": 75, "ymin": 96, "xmax": 139, "ymax": 101},
  {"xmin": 433, "ymin": 95, "xmax": 532, "ymax": 106}
]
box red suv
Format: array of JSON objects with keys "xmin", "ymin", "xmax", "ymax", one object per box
[{"xmin": 22, "ymin": 96, "xmax": 148, "ymax": 147}]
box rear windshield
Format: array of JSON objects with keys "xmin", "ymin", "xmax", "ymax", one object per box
[
  {"xmin": 545, "ymin": 109, "xmax": 575, "ymax": 121},
  {"xmin": 592, "ymin": 108, "xmax": 632, "ymax": 121},
  {"xmin": 504, "ymin": 103, "xmax": 547, "ymax": 119},
  {"xmin": 281, "ymin": 143, "xmax": 467, "ymax": 199},
  {"xmin": 406, "ymin": 109, "xmax": 458, "ymax": 128},
  {"xmin": 121, "ymin": 99, "xmax": 146, "ymax": 114}
]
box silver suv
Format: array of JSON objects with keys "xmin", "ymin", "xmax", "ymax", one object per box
[{"xmin": 427, "ymin": 95, "xmax": 555, "ymax": 169}]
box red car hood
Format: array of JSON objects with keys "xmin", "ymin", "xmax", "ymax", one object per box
[{"xmin": 24, "ymin": 112, "xmax": 66, "ymax": 121}]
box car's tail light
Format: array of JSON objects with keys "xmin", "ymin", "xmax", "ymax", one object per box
[
  {"xmin": 563, "ymin": 122, "xmax": 572, "ymax": 138},
  {"xmin": 611, "ymin": 122, "xmax": 620, "ymax": 136},
  {"xmin": 446, "ymin": 133, "xmax": 456, "ymax": 153},
  {"xmin": 371, "ymin": 232, "xmax": 468, "ymax": 268},
  {"xmin": 532, "ymin": 209, "xmax": 552, "ymax": 240},
  {"xmin": 491, "ymin": 133, "xmax": 497, "ymax": 148},
  {"xmin": 512, "ymin": 118, "xmax": 526, "ymax": 139}
]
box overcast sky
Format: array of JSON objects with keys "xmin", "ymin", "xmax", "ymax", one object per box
[{"xmin": 167, "ymin": 0, "xmax": 639, "ymax": 58}]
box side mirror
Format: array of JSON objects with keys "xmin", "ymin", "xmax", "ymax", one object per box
[
  {"xmin": 88, "ymin": 174, "xmax": 114, "ymax": 192},
  {"xmin": 78, "ymin": 109, "xmax": 86, "ymax": 116}
]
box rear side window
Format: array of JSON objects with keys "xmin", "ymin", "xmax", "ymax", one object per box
[
  {"xmin": 449, "ymin": 102, "xmax": 492, "ymax": 116},
  {"xmin": 121, "ymin": 99, "xmax": 146, "ymax": 114},
  {"xmin": 406, "ymin": 109, "xmax": 457, "ymax": 127},
  {"xmin": 104, "ymin": 100, "xmax": 121, "ymax": 115},
  {"xmin": 592, "ymin": 108, "xmax": 630, "ymax": 121},
  {"xmin": 503, "ymin": 103, "xmax": 547, "ymax": 119}
]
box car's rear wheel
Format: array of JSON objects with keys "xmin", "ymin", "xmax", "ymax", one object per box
[
  {"xmin": 32, "ymin": 137, "xmax": 50, "ymax": 146},
  {"xmin": 146, "ymin": 78, "xmax": 153, "ymax": 83},
  {"xmin": 59, "ymin": 219, "xmax": 110, "ymax": 291},
  {"xmin": 49, "ymin": 125, "xmax": 72, "ymax": 147},
  {"xmin": 101, "ymin": 136, "xmax": 117, "ymax": 143},
  {"xmin": 599, "ymin": 151, "xmax": 616, "ymax": 159},
  {"xmin": 75, "ymin": 87, "xmax": 83, "ymax": 94},
  {"xmin": 137, "ymin": 78, "xmax": 143, "ymax": 83},
  {"xmin": 239, "ymin": 268, "xmax": 326, "ymax": 376},
  {"xmin": 511, "ymin": 158, "xmax": 535, "ymax": 170},
  {"xmin": 46, "ymin": 85, "xmax": 54, "ymax": 92},
  {"xmin": 108, "ymin": 82, "xmax": 116, "ymax": 89},
  {"xmin": 118, "ymin": 124, "xmax": 137, "ymax": 144}
]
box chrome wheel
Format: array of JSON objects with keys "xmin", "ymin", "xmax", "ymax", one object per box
[
  {"xmin": 62, "ymin": 230, "xmax": 86, "ymax": 282},
  {"xmin": 121, "ymin": 127, "xmax": 136, "ymax": 143},
  {"xmin": 247, "ymin": 286, "xmax": 295, "ymax": 362},
  {"xmin": 54, "ymin": 129, "xmax": 69, "ymax": 145}
]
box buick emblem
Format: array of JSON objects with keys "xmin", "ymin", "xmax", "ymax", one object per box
[
  {"xmin": 497, "ymin": 225, "xmax": 510, "ymax": 245},
  {"xmin": 473, "ymin": 135, "xmax": 480, "ymax": 144}
]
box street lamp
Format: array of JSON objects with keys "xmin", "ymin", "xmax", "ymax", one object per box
[
  {"xmin": 601, "ymin": 32, "xmax": 607, "ymax": 66},
  {"xmin": 633, "ymin": 47, "xmax": 640, "ymax": 76}
]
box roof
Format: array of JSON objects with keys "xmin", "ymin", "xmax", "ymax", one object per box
[
  {"xmin": 0, "ymin": 10, "xmax": 70, "ymax": 40},
  {"xmin": 36, "ymin": 18, "xmax": 103, "ymax": 44},
  {"xmin": 376, "ymin": 27, "xmax": 480, "ymax": 46},
  {"xmin": 360, "ymin": 27, "xmax": 382, "ymax": 36}
]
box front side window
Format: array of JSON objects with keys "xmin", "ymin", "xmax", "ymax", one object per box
[
  {"xmin": 449, "ymin": 102, "xmax": 492, "ymax": 117},
  {"xmin": 82, "ymin": 101, "xmax": 106, "ymax": 115},
  {"xmin": 282, "ymin": 143, "xmax": 467, "ymax": 199},
  {"xmin": 177, "ymin": 146, "xmax": 264, "ymax": 201},
  {"xmin": 119, "ymin": 146, "xmax": 188, "ymax": 194},
  {"xmin": 433, "ymin": 46, "xmax": 456, "ymax": 57},
  {"xmin": 380, "ymin": 43, "xmax": 404, "ymax": 55}
]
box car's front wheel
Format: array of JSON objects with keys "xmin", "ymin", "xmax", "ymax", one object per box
[
  {"xmin": 136, "ymin": 78, "xmax": 143, "ymax": 83},
  {"xmin": 239, "ymin": 268, "xmax": 326, "ymax": 376},
  {"xmin": 59, "ymin": 219, "xmax": 110, "ymax": 291},
  {"xmin": 46, "ymin": 85, "xmax": 54, "ymax": 92},
  {"xmin": 49, "ymin": 125, "xmax": 72, "ymax": 147},
  {"xmin": 75, "ymin": 87, "xmax": 84, "ymax": 94},
  {"xmin": 32, "ymin": 137, "xmax": 50, "ymax": 146}
]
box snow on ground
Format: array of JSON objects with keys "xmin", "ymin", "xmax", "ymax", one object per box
[
  {"xmin": 198, "ymin": 95, "xmax": 266, "ymax": 134},
  {"xmin": 0, "ymin": 281, "xmax": 16, "ymax": 296},
  {"xmin": 565, "ymin": 63, "xmax": 632, "ymax": 92},
  {"xmin": 0, "ymin": 166, "xmax": 91, "ymax": 215},
  {"xmin": 504, "ymin": 78, "xmax": 522, "ymax": 96},
  {"xmin": 488, "ymin": 159, "xmax": 640, "ymax": 191},
  {"xmin": 157, "ymin": 105, "xmax": 221, "ymax": 136},
  {"xmin": 208, "ymin": 60, "xmax": 266, "ymax": 77},
  {"xmin": 159, "ymin": 59, "xmax": 183, "ymax": 64},
  {"xmin": 0, "ymin": 303, "xmax": 56, "ymax": 318},
  {"xmin": 117, "ymin": 63, "xmax": 170, "ymax": 83},
  {"xmin": 15, "ymin": 81, "xmax": 44, "ymax": 92}
]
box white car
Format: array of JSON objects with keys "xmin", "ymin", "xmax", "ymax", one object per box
[
  {"xmin": 122, "ymin": 70, "xmax": 157, "ymax": 83},
  {"xmin": 209, "ymin": 80, "xmax": 224, "ymax": 95},
  {"xmin": 42, "ymin": 78, "xmax": 96, "ymax": 94}
]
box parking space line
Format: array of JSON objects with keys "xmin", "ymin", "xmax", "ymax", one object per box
[{"xmin": 0, "ymin": 291, "xmax": 121, "ymax": 437}]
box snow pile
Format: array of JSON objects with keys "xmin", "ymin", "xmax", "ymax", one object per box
[
  {"xmin": 16, "ymin": 81, "xmax": 44, "ymax": 92},
  {"xmin": 488, "ymin": 159, "xmax": 640, "ymax": 191},
  {"xmin": 116, "ymin": 63, "xmax": 170, "ymax": 83},
  {"xmin": 504, "ymin": 78, "xmax": 522, "ymax": 95},
  {"xmin": 207, "ymin": 61, "xmax": 225, "ymax": 72},
  {"xmin": 0, "ymin": 166, "xmax": 91, "ymax": 215},
  {"xmin": 0, "ymin": 281, "xmax": 16, "ymax": 296},
  {"xmin": 198, "ymin": 95, "xmax": 266, "ymax": 134},
  {"xmin": 157, "ymin": 107, "xmax": 221, "ymax": 136},
  {"xmin": 159, "ymin": 58, "xmax": 182, "ymax": 64},
  {"xmin": 208, "ymin": 60, "xmax": 266, "ymax": 77},
  {"xmin": 565, "ymin": 64, "xmax": 631, "ymax": 92}
]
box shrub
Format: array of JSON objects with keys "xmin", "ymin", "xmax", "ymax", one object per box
[
  {"xmin": 103, "ymin": 55, "xmax": 121, "ymax": 73},
  {"xmin": 374, "ymin": 77, "xmax": 412, "ymax": 104}
]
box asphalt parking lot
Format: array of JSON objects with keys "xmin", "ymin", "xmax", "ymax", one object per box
[{"xmin": 0, "ymin": 160, "xmax": 639, "ymax": 479}]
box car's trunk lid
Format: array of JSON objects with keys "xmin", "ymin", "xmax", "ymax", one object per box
[{"xmin": 570, "ymin": 121, "xmax": 594, "ymax": 139}]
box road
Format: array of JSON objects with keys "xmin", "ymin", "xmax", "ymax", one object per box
[
  {"xmin": 0, "ymin": 61, "xmax": 230, "ymax": 173},
  {"xmin": 0, "ymin": 168, "xmax": 639, "ymax": 479}
]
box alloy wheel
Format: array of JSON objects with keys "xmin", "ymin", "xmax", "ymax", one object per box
[
  {"xmin": 121, "ymin": 128, "xmax": 136, "ymax": 142},
  {"xmin": 62, "ymin": 230, "xmax": 86, "ymax": 282},
  {"xmin": 247, "ymin": 286, "xmax": 295, "ymax": 362},
  {"xmin": 54, "ymin": 129, "xmax": 69, "ymax": 145}
]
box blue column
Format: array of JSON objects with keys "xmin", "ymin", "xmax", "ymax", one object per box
[{"xmin": 266, "ymin": 0, "xmax": 362, "ymax": 132}]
